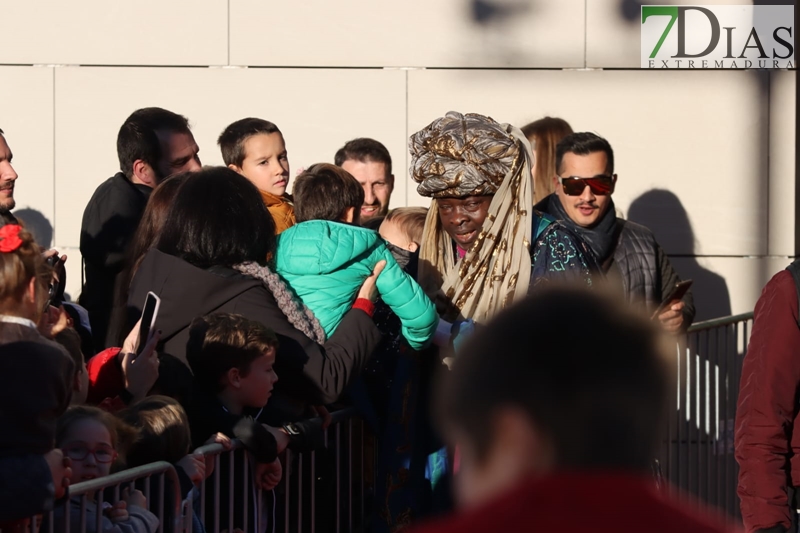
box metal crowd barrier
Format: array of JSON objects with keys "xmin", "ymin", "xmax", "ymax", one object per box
[
  {"xmin": 2, "ymin": 461, "xmax": 185, "ymax": 533},
  {"xmin": 2, "ymin": 408, "xmax": 369, "ymax": 533},
  {"xmin": 659, "ymin": 312, "xmax": 754, "ymax": 524},
  {"xmin": 189, "ymin": 407, "xmax": 370, "ymax": 533}
]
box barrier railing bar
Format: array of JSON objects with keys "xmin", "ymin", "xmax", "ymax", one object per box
[
  {"xmin": 157, "ymin": 472, "xmax": 165, "ymax": 533},
  {"xmin": 213, "ymin": 455, "xmax": 220, "ymax": 533},
  {"xmin": 229, "ymin": 451, "xmax": 235, "ymax": 533},
  {"xmin": 336, "ymin": 424, "xmax": 341, "ymax": 533},
  {"xmin": 299, "ymin": 452, "xmax": 304, "ymax": 533},
  {"xmin": 688, "ymin": 312, "xmax": 753, "ymax": 333},
  {"xmin": 311, "ymin": 450, "xmax": 316, "ymax": 533},
  {"xmin": 242, "ymin": 450, "xmax": 249, "ymax": 533},
  {"xmin": 348, "ymin": 418, "xmax": 353, "ymax": 533},
  {"xmin": 78, "ymin": 494, "xmax": 86, "ymax": 533},
  {"xmin": 285, "ymin": 449, "xmax": 291, "ymax": 533}
]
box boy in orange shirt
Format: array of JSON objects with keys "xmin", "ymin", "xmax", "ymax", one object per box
[{"xmin": 218, "ymin": 118, "xmax": 295, "ymax": 233}]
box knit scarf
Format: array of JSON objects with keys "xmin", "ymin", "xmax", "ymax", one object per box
[
  {"xmin": 234, "ymin": 262, "xmax": 326, "ymax": 344},
  {"xmin": 547, "ymin": 195, "xmax": 618, "ymax": 265}
]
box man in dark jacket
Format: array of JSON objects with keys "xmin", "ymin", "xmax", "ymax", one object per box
[
  {"xmin": 79, "ymin": 107, "xmax": 201, "ymax": 352},
  {"xmin": 535, "ymin": 132, "xmax": 694, "ymax": 332},
  {"xmin": 735, "ymin": 266, "xmax": 800, "ymax": 533}
]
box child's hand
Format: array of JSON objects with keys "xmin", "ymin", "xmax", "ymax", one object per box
[
  {"xmin": 199, "ymin": 433, "xmax": 232, "ymax": 479},
  {"xmin": 176, "ymin": 454, "xmax": 206, "ymax": 486},
  {"xmin": 254, "ymin": 459, "xmax": 282, "ymax": 491},
  {"xmin": 106, "ymin": 501, "xmax": 129, "ymax": 523},
  {"xmin": 122, "ymin": 488, "xmax": 147, "ymax": 509},
  {"xmin": 313, "ymin": 405, "xmax": 332, "ymax": 430},
  {"xmin": 44, "ymin": 449, "xmax": 72, "ymax": 499}
]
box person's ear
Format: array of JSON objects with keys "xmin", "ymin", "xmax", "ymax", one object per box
[
  {"xmin": 341, "ymin": 207, "xmax": 356, "ymax": 224},
  {"xmin": 26, "ymin": 277, "xmax": 38, "ymax": 305},
  {"xmin": 388, "ymin": 174, "xmax": 395, "ymax": 193},
  {"xmin": 408, "ymin": 241, "xmax": 419, "ymax": 253},
  {"xmin": 226, "ymin": 367, "xmax": 242, "ymax": 389},
  {"xmin": 132, "ymin": 159, "xmax": 157, "ymax": 187},
  {"xmin": 551, "ymin": 174, "xmax": 558, "ymax": 189},
  {"xmin": 228, "ymin": 163, "xmax": 244, "ymax": 175}
]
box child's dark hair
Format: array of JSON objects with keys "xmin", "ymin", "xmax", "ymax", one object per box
[
  {"xmin": 217, "ymin": 118, "xmax": 282, "ymax": 168},
  {"xmin": 186, "ymin": 313, "xmax": 279, "ymax": 394},
  {"xmin": 54, "ymin": 327, "xmax": 85, "ymax": 377},
  {"xmin": 119, "ymin": 396, "xmax": 192, "ymax": 466},
  {"xmin": 292, "ymin": 163, "xmax": 364, "ymax": 223},
  {"xmin": 56, "ymin": 406, "xmax": 138, "ymax": 461}
]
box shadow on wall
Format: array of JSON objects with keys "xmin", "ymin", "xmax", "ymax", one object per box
[
  {"xmin": 627, "ymin": 189, "xmax": 732, "ymax": 322},
  {"xmin": 14, "ymin": 208, "xmax": 53, "ymax": 248}
]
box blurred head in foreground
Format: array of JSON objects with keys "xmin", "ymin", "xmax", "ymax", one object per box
[{"xmin": 436, "ymin": 286, "xmax": 672, "ymax": 508}]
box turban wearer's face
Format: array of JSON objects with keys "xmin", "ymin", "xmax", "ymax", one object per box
[{"xmin": 437, "ymin": 195, "xmax": 493, "ymax": 250}]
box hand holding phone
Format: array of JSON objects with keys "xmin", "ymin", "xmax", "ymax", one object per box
[
  {"xmin": 136, "ymin": 292, "xmax": 161, "ymax": 356},
  {"xmin": 652, "ymin": 280, "xmax": 693, "ymax": 320}
]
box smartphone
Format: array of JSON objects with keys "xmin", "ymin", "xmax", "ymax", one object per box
[
  {"xmin": 652, "ymin": 280, "xmax": 693, "ymax": 318},
  {"xmin": 44, "ymin": 256, "xmax": 66, "ymax": 310},
  {"xmin": 136, "ymin": 291, "xmax": 161, "ymax": 356}
]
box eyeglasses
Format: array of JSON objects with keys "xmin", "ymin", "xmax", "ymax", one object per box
[
  {"xmin": 558, "ymin": 175, "xmax": 616, "ymax": 196},
  {"xmin": 62, "ymin": 444, "xmax": 116, "ymax": 463}
]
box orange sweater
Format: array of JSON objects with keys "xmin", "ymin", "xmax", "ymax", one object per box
[{"xmin": 260, "ymin": 190, "xmax": 296, "ymax": 234}]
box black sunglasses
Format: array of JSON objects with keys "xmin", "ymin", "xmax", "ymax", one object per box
[{"xmin": 558, "ymin": 174, "xmax": 616, "ymax": 196}]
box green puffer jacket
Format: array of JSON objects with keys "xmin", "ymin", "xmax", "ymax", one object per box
[{"xmin": 275, "ymin": 220, "xmax": 437, "ymax": 350}]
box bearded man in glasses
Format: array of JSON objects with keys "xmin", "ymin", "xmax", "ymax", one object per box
[{"xmin": 535, "ymin": 132, "xmax": 694, "ymax": 332}]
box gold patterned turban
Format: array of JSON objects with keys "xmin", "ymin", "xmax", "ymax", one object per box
[{"xmin": 410, "ymin": 111, "xmax": 533, "ymax": 324}]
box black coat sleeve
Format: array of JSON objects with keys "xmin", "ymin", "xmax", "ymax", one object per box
[
  {"xmin": 0, "ymin": 455, "xmax": 54, "ymax": 521},
  {"xmin": 230, "ymin": 287, "xmax": 382, "ymax": 405}
]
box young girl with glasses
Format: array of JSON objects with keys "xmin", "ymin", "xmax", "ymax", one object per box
[{"xmin": 54, "ymin": 406, "xmax": 159, "ymax": 533}]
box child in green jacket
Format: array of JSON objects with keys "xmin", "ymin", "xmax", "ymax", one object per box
[{"xmin": 274, "ymin": 164, "xmax": 437, "ymax": 350}]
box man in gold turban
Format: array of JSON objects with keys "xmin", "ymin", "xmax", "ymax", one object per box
[{"xmin": 411, "ymin": 111, "xmax": 597, "ymax": 324}]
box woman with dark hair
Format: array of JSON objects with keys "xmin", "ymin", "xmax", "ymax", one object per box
[{"xmin": 127, "ymin": 166, "xmax": 383, "ymax": 414}]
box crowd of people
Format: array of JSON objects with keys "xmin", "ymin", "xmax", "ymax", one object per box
[{"xmin": 0, "ymin": 107, "xmax": 734, "ymax": 533}]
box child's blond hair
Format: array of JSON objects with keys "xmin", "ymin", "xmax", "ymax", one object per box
[{"xmin": 384, "ymin": 207, "xmax": 428, "ymax": 245}]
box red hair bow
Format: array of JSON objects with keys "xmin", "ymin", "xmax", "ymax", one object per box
[{"xmin": 0, "ymin": 224, "xmax": 23, "ymax": 253}]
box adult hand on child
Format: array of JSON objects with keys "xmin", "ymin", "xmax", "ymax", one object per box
[
  {"xmin": 176, "ymin": 454, "xmax": 206, "ymax": 486},
  {"xmin": 200, "ymin": 433, "xmax": 232, "ymax": 479},
  {"xmin": 120, "ymin": 320, "xmax": 161, "ymax": 402},
  {"xmin": 254, "ymin": 458, "xmax": 282, "ymax": 491},
  {"xmin": 357, "ymin": 260, "xmax": 386, "ymax": 303},
  {"xmin": 266, "ymin": 426, "xmax": 291, "ymax": 454},
  {"xmin": 44, "ymin": 449, "xmax": 72, "ymax": 499}
]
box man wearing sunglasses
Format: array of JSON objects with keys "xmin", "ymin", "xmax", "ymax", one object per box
[{"xmin": 535, "ymin": 132, "xmax": 694, "ymax": 332}]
